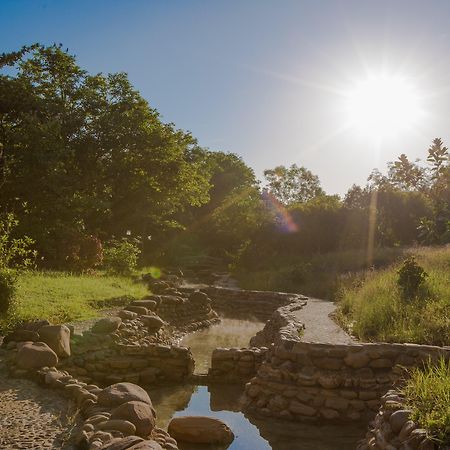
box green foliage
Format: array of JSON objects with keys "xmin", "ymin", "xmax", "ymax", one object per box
[
  {"xmin": 263, "ymin": 164, "xmax": 324, "ymax": 205},
  {"xmin": 103, "ymin": 238, "xmax": 141, "ymax": 274},
  {"xmin": 0, "ymin": 44, "xmax": 211, "ymax": 265},
  {"xmin": 0, "ymin": 213, "xmax": 36, "ymax": 314},
  {"xmin": 402, "ymin": 357, "xmax": 450, "ymax": 445},
  {"xmin": 337, "ymin": 246, "xmax": 450, "ymax": 345},
  {"xmin": 397, "ymin": 256, "xmax": 428, "ymax": 300},
  {"xmin": 0, "ymin": 268, "xmax": 16, "ymax": 314}
]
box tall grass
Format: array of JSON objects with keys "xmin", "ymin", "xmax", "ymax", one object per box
[
  {"xmin": 0, "ymin": 270, "xmax": 148, "ymax": 330},
  {"xmin": 402, "ymin": 357, "xmax": 450, "ymax": 445},
  {"xmin": 235, "ymin": 247, "xmax": 405, "ymax": 298},
  {"xmin": 337, "ymin": 246, "xmax": 450, "ymax": 345}
]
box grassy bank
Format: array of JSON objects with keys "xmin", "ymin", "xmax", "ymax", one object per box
[
  {"xmin": 1, "ymin": 271, "xmax": 148, "ymax": 330},
  {"xmin": 337, "ymin": 246, "xmax": 450, "ymax": 345},
  {"xmin": 403, "ymin": 357, "xmax": 450, "ymax": 445},
  {"xmin": 234, "ymin": 247, "xmax": 405, "ymax": 298}
]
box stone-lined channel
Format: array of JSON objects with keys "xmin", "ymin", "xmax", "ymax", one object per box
[{"xmin": 148, "ymin": 317, "xmax": 366, "ymax": 450}]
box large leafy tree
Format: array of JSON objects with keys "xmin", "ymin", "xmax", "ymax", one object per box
[
  {"xmin": 0, "ymin": 44, "xmax": 211, "ymax": 264},
  {"xmin": 263, "ymin": 164, "xmax": 324, "ymax": 205}
]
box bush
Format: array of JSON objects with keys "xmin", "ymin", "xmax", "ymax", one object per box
[
  {"xmin": 397, "ymin": 256, "xmax": 428, "ymax": 300},
  {"xmin": 103, "ymin": 238, "xmax": 141, "ymax": 274},
  {"xmin": 403, "ymin": 357, "xmax": 450, "ymax": 445},
  {"xmin": 0, "ymin": 269, "xmax": 17, "ymax": 314}
]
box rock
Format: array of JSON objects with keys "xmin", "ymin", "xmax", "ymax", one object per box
[
  {"xmin": 125, "ymin": 306, "xmax": 149, "ymax": 316},
  {"xmin": 289, "ymin": 400, "xmax": 317, "ymax": 416},
  {"xmin": 390, "ymin": 409, "xmax": 411, "ymax": 433},
  {"xmin": 98, "ymin": 383, "xmax": 153, "ymax": 407},
  {"xmin": 129, "ymin": 441, "xmax": 163, "ymax": 449},
  {"xmin": 118, "ymin": 310, "xmax": 138, "ymax": 320},
  {"xmin": 92, "ymin": 317, "xmax": 122, "ymax": 334},
  {"xmin": 98, "ymin": 436, "xmax": 145, "ymax": 449},
  {"xmin": 141, "ymin": 316, "xmax": 164, "ymax": 331},
  {"xmin": 344, "ymin": 351, "xmax": 370, "ymax": 369},
  {"xmin": 20, "ymin": 319, "xmax": 51, "ymax": 331},
  {"xmin": 168, "ymin": 416, "xmax": 234, "ymax": 445},
  {"xmin": 16, "ymin": 342, "xmax": 58, "ymax": 369},
  {"xmin": 130, "ymin": 300, "xmax": 157, "ymax": 310},
  {"xmin": 110, "ymin": 401, "xmax": 156, "ymax": 438},
  {"xmin": 97, "ymin": 420, "xmax": 137, "ymax": 436},
  {"xmin": 38, "ymin": 325, "xmax": 71, "ymax": 357},
  {"xmin": 3, "ymin": 329, "xmax": 40, "ymax": 344},
  {"xmin": 189, "ymin": 291, "xmax": 210, "ymax": 305}
]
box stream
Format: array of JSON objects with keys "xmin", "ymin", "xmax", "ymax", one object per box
[{"xmin": 147, "ymin": 318, "xmax": 366, "ymax": 450}]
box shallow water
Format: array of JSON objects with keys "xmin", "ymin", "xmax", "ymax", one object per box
[
  {"xmin": 148, "ymin": 384, "xmax": 366, "ymax": 450},
  {"xmin": 180, "ymin": 318, "xmax": 264, "ymax": 373}
]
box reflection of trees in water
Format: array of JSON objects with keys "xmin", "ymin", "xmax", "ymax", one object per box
[
  {"xmin": 245, "ymin": 414, "xmax": 367, "ymax": 450},
  {"xmin": 209, "ymin": 384, "xmax": 244, "ymax": 413},
  {"xmin": 181, "ymin": 319, "xmax": 264, "ymax": 373},
  {"xmin": 147, "ymin": 384, "xmax": 196, "ymax": 429}
]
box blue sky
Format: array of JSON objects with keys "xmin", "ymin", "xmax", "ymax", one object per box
[{"xmin": 2, "ymin": 0, "xmax": 450, "ymax": 194}]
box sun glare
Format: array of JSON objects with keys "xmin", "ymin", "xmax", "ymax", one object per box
[{"xmin": 344, "ymin": 74, "xmax": 423, "ymax": 138}]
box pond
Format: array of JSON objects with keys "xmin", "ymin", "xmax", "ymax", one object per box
[{"xmin": 148, "ymin": 384, "xmax": 366, "ymax": 450}]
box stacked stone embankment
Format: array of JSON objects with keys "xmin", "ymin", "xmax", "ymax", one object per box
[
  {"xmin": 243, "ymin": 341, "xmax": 450, "ymax": 423},
  {"xmin": 357, "ymin": 389, "xmax": 438, "ymax": 450},
  {"xmin": 208, "ymin": 347, "xmax": 269, "ymax": 383},
  {"xmin": 201, "ymin": 286, "xmax": 306, "ymax": 321}
]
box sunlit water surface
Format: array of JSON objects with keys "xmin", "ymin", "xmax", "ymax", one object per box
[{"xmin": 180, "ymin": 317, "xmax": 264, "ymax": 373}]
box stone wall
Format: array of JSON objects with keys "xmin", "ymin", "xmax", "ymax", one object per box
[
  {"xmin": 208, "ymin": 347, "xmax": 268, "ymax": 383},
  {"xmin": 61, "ymin": 341, "xmax": 194, "ymax": 387},
  {"xmin": 357, "ymin": 389, "xmax": 437, "ymax": 450},
  {"xmin": 250, "ymin": 297, "xmax": 306, "ymax": 346},
  {"xmin": 243, "ymin": 340, "xmax": 450, "ymax": 423},
  {"xmin": 201, "ymin": 286, "xmax": 307, "ymax": 321}
]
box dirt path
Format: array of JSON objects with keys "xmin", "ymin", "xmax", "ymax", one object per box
[
  {"xmin": 294, "ymin": 297, "xmax": 354, "ymax": 344},
  {"xmin": 0, "ymin": 350, "xmax": 78, "ymax": 449}
]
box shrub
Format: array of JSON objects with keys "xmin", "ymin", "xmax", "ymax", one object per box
[
  {"xmin": 0, "ymin": 268, "xmax": 17, "ymax": 314},
  {"xmin": 403, "ymin": 357, "xmax": 450, "ymax": 445},
  {"xmin": 103, "ymin": 238, "xmax": 141, "ymax": 274},
  {"xmin": 397, "ymin": 256, "xmax": 428, "ymax": 299},
  {"xmin": 0, "ymin": 213, "xmax": 36, "ymax": 315}
]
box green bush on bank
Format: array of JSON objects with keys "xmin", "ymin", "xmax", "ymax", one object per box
[
  {"xmin": 337, "ymin": 246, "xmax": 450, "ymax": 345},
  {"xmin": 403, "ymin": 357, "xmax": 450, "ymax": 445}
]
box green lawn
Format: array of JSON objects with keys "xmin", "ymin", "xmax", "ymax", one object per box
[
  {"xmin": 337, "ymin": 245, "xmax": 450, "ymax": 345},
  {"xmin": 2, "ymin": 270, "xmax": 148, "ymax": 329}
]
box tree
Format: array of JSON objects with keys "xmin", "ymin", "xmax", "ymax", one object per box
[
  {"xmin": 0, "ymin": 44, "xmax": 211, "ymax": 266},
  {"xmin": 427, "ymin": 138, "xmax": 449, "ymax": 179},
  {"xmin": 387, "ymin": 154, "xmax": 425, "ymax": 191},
  {"xmin": 263, "ymin": 164, "xmax": 324, "ymax": 205}
]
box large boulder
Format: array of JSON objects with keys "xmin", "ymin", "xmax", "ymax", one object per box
[
  {"xmin": 38, "ymin": 324, "xmax": 71, "ymax": 357},
  {"xmin": 98, "ymin": 383, "xmax": 153, "ymax": 408},
  {"xmin": 168, "ymin": 416, "xmax": 234, "ymax": 445},
  {"xmin": 16, "ymin": 342, "xmax": 58, "ymax": 369},
  {"xmin": 110, "ymin": 401, "xmax": 156, "ymax": 437},
  {"xmin": 92, "ymin": 317, "xmax": 122, "ymax": 334}
]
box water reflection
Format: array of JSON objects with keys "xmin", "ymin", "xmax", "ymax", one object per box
[
  {"xmin": 148, "ymin": 384, "xmax": 366, "ymax": 450},
  {"xmin": 180, "ymin": 318, "xmax": 264, "ymax": 374}
]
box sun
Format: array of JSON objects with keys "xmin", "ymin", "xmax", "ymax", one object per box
[{"xmin": 344, "ymin": 74, "xmax": 423, "ymax": 138}]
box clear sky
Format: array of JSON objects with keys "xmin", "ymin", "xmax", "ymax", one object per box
[{"xmin": 2, "ymin": 0, "xmax": 450, "ymax": 195}]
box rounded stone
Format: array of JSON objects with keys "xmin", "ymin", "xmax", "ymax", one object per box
[
  {"xmin": 98, "ymin": 383, "xmax": 153, "ymax": 407},
  {"xmin": 110, "ymin": 401, "xmax": 156, "ymax": 438},
  {"xmin": 168, "ymin": 416, "xmax": 234, "ymax": 445},
  {"xmin": 16, "ymin": 341, "xmax": 58, "ymax": 369}
]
